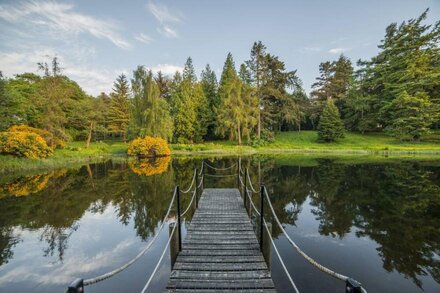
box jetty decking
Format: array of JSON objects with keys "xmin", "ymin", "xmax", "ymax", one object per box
[{"xmin": 165, "ymin": 188, "xmax": 276, "ymax": 292}]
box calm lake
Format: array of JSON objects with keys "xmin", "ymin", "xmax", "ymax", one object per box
[{"xmin": 0, "ymin": 156, "xmax": 439, "ymax": 293}]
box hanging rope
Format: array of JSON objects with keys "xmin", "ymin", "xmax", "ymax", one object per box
[
  {"xmin": 83, "ymin": 188, "xmax": 178, "ymax": 286},
  {"xmin": 203, "ymin": 161, "xmax": 237, "ymax": 171},
  {"xmin": 246, "ymin": 169, "xmax": 259, "ymax": 193},
  {"xmin": 140, "ymin": 223, "xmax": 177, "ymax": 293},
  {"xmin": 203, "ymin": 173, "xmax": 236, "ymax": 178},
  {"xmin": 180, "ymin": 169, "xmax": 197, "ymax": 194},
  {"xmin": 262, "ymin": 188, "xmax": 367, "ymax": 293},
  {"xmin": 263, "ymin": 218, "xmax": 299, "ymax": 293},
  {"xmin": 181, "ymin": 188, "xmax": 197, "ymax": 217}
]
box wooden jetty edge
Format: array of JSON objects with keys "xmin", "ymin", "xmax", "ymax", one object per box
[{"xmin": 165, "ymin": 188, "xmax": 276, "ymax": 292}]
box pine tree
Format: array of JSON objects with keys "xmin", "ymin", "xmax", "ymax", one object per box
[
  {"xmin": 354, "ymin": 10, "xmax": 440, "ymax": 133},
  {"xmin": 155, "ymin": 71, "xmax": 171, "ymax": 102},
  {"xmin": 200, "ymin": 64, "xmax": 219, "ymax": 139},
  {"xmin": 385, "ymin": 91, "xmax": 435, "ymax": 140},
  {"xmin": 108, "ymin": 74, "xmax": 130, "ymax": 142},
  {"xmin": 246, "ymin": 41, "xmax": 267, "ymax": 139},
  {"xmin": 171, "ymin": 57, "xmax": 207, "ymax": 143},
  {"xmin": 317, "ymin": 99, "xmax": 345, "ymax": 142}
]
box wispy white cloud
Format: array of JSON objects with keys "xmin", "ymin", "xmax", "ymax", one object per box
[
  {"xmin": 157, "ymin": 26, "xmax": 178, "ymax": 38},
  {"xmin": 0, "ymin": 49, "xmax": 125, "ymax": 96},
  {"xmin": 135, "ymin": 33, "xmax": 153, "ymax": 44},
  {"xmin": 328, "ymin": 47, "xmax": 351, "ymax": 54},
  {"xmin": 0, "ymin": 1, "xmax": 131, "ymax": 49},
  {"xmin": 148, "ymin": 64, "xmax": 183, "ymax": 75},
  {"xmin": 147, "ymin": 1, "xmax": 181, "ymax": 38},
  {"xmin": 147, "ymin": 1, "xmax": 181, "ymax": 24}
]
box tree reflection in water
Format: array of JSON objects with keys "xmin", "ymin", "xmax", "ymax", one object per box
[
  {"xmin": 0, "ymin": 157, "xmax": 439, "ymax": 290},
  {"xmin": 262, "ymin": 158, "xmax": 440, "ymax": 289}
]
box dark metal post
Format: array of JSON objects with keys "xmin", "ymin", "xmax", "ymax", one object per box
[
  {"xmin": 195, "ymin": 168, "xmax": 199, "ymax": 209},
  {"xmin": 237, "ymin": 159, "xmax": 240, "ymax": 190},
  {"xmin": 244, "ymin": 169, "xmax": 248, "ymax": 212},
  {"xmin": 169, "ymin": 222, "xmax": 179, "ymax": 268},
  {"xmin": 260, "ymin": 185, "xmax": 265, "ymax": 251},
  {"xmin": 346, "ymin": 278, "xmax": 362, "ymax": 293},
  {"xmin": 176, "ymin": 186, "xmax": 182, "ymax": 252},
  {"xmin": 67, "ymin": 278, "xmax": 84, "ymax": 293}
]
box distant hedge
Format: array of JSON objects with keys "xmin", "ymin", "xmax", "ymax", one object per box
[{"xmin": 127, "ymin": 136, "xmax": 171, "ymax": 158}]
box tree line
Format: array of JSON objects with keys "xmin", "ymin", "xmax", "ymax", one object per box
[{"xmin": 1, "ymin": 10, "xmax": 438, "ymax": 144}]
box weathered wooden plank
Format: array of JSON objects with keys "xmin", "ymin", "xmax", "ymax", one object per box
[
  {"xmin": 172, "ymin": 262, "xmax": 269, "ymax": 271},
  {"xmin": 167, "ymin": 279, "xmax": 275, "ymax": 289},
  {"xmin": 170, "ymin": 270, "xmax": 271, "ymax": 280},
  {"xmin": 176, "ymin": 255, "xmax": 265, "ymax": 263}
]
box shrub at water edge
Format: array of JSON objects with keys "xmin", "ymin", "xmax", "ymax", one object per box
[
  {"xmin": 127, "ymin": 136, "xmax": 171, "ymax": 158},
  {"xmin": 0, "ymin": 131, "xmax": 53, "ymax": 159}
]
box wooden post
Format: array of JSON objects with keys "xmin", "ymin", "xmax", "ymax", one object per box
[
  {"xmin": 177, "ymin": 186, "xmax": 182, "ymax": 252},
  {"xmin": 260, "ymin": 185, "xmax": 265, "ymax": 251}
]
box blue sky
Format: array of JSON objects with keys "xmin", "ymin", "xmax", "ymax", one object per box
[{"xmin": 0, "ymin": 0, "xmax": 439, "ymax": 96}]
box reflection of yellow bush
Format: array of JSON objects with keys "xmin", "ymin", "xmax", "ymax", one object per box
[
  {"xmin": 8, "ymin": 125, "xmax": 65, "ymax": 149},
  {"xmin": 129, "ymin": 156, "xmax": 171, "ymax": 176},
  {"xmin": 0, "ymin": 131, "xmax": 53, "ymax": 159},
  {"xmin": 127, "ymin": 136, "xmax": 171, "ymax": 158},
  {"xmin": 2, "ymin": 170, "xmax": 66, "ymax": 197}
]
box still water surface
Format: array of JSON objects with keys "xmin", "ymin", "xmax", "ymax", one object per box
[{"xmin": 0, "ymin": 156, "xmax": 439, "ymax": 293}]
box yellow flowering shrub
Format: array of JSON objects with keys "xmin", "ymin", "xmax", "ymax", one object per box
[
  {"xmin": 8, "ymin": 125, "xmax": 65, "ymax": 149},
  {"xmin": 0, "ymin": 131, "xmax": 53, "ymax": 159},
  {"xmin": 129, "ymin": 156, "xmax": 171, "ymax": 176},
  {"xmin": 127, "ymin": 136, "xmax": 171, "ymax": 158}
]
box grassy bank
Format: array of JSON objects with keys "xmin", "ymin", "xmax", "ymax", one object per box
[
  {"xmin": 1, "ymin": 131, "xmax": 440, "ymax": 173},
  {"xmin": 173, "ymin": 131, "xmax": 440, "ymax": 155},
  {"xmin": 0, "ymin": 141, "xmax": 127, "ymax": 173}
]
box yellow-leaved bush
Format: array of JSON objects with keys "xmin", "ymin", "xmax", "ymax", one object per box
[
  {"xmin": 129, "ymin": 156, "xmax": 171, "ymax": 176},
  {"xmin": 8, "ymin": 125, "xmax": 65, "ymax": 149},
  {"xmin": 127, "ymin": 136, "xmax": 171, "ymax": 158},
  {"xmin": 0, "ymin": 131, "xmax": 53, "ymax": 159}
]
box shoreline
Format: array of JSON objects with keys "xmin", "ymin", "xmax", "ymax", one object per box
[{"xmin": 1, "ymin": 146, "xmax": 440, "ymax": 174}]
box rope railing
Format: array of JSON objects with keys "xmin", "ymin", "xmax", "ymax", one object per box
[
  {"xmin": 246, "ymin": 169, "xmax": 259, "ymax": 193},
  {"xmin": 263, "ymin": 218, "xmax": 299, "ymax": 293},
  {"xmin": 239, "ymin": 168, "xmax": 367, "ymax": 293},
  {"xmin": 81, "ymin": 187, "xmax": 178, "ymax": 286},
  {"xmin": 261, "ymin": 187, "xmax": 367, "ymax": 293},
  {"xmin": 68, "ymin": 166, "xmax": 205, "ymax": 293},
  {"xmin": 180, "ymin": 169, "xmax": 197, "ymax": 194},
  {"xmin": 203, "ymin": 173, "xmax": 236, "ymax": 178},
  {"xmin": 203, "ymin": 161, "xmax": 237, "ymax": 171},
  {"xmin": 140, "ymin": 222, "xmax": 177, "ymax": 293}
]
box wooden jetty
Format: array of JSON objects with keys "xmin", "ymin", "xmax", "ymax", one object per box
[{"xmin": 165, "ymin": 188, "xmax": 276, "ymax": 292}]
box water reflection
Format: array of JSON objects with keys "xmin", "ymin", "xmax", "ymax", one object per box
[
  {"xmin": 262, "ymin": 159, "xmax": 440, "ymax": 290},
  {"xmin": 0, "ymin": 157, "xmax": 439, "ymax": 292}
]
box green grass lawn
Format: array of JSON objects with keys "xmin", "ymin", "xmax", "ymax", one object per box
[{"xmin": 1, "ymin": 131, "xmax": 439, "ymax": 173}]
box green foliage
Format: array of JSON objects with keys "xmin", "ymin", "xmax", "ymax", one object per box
[
  {"xmin": 200, "ymin": 64, "xmax": 219, "ymax": 139},
  {"xmin": 384, "ymin": 91, "xmax": 435, "ymax": 140},
  {"xmin": 108, "ymin": 74, "xmax": 130, "ymax": 141},
  {"xmin": 130, "ymin": 67, "xmax": 173, "ymax": 140},
  {"xmin": 351, "ymin": 9, "xmax": 440, "ymax": 133},
  {"xmin": 171, "ymin": 57, "xmax": 207, "ymax": 143},
  {"xmin": 317, "ymin": 99, "xmax": 345, "ymax": 142}
]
